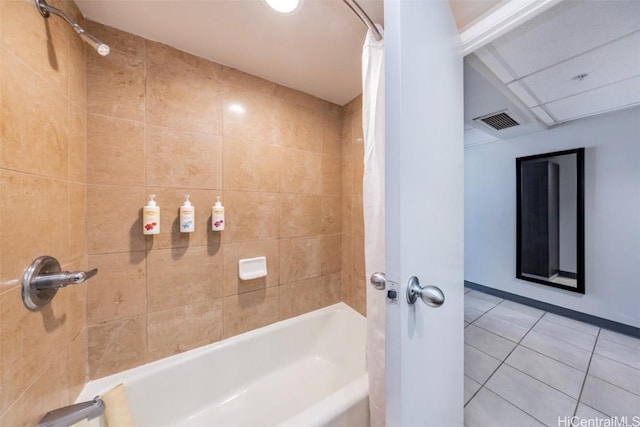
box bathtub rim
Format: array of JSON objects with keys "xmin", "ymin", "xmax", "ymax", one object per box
[
  {"xmin": 78, "ymin": 301, "xmax": 365, "ymax": 402},
  {"xmin": 276, "ymin": 373, "xmax": 369, "ymax": 427}
]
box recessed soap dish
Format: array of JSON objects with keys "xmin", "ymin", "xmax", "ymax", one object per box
[{"xmin": 238, "ymin": 257, "xmax": 267, "ymax": 280}]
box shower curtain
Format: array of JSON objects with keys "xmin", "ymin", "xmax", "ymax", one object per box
[{"xmin": 362, "ymin": 25, "xmax": 385, "ymax": 427}]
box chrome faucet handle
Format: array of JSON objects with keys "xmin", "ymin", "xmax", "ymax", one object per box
[
  {"xmin": 78, "ymin": 267, "xmax": 99, "ymax": 282},
  {"xmin": 21, "ymin": 256, "xmax": 99, "ymax": 311},
  {"xmin": 33, "ymin": 268, "xmax": 99, "ymax": 290},
  {"xmin": 39, "ymin": 397, "xmax": 105, "ymax": 427}
]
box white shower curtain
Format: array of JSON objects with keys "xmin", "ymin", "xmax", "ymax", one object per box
[{"xmin": 362, "ymin": 25, "xmax": 385, "ymax": 427}]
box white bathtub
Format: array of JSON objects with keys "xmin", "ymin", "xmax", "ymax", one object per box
[{"xmin": 78, "ymin": 303, "xmax": 369, "ymax": 427}]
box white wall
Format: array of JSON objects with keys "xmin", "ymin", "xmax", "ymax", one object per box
[
  {"xmin": 551, "ymin": 154, "xmax": 577, "ymax": 273},
  {"xmin": 465, "ymin": 107, "xmax": 640, "ymax": 327}
]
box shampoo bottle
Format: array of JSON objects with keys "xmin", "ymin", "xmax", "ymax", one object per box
[
  {"xmin": 212, "ymin": 196, "xmax": 225, "ymax": 231},
  {"xmin": 180, "ymin": 195, "xmax": 195, "ymax": 233},
  {"xmin": 143, "ymin": 195, "xmax": 160, "ymax": 235}
]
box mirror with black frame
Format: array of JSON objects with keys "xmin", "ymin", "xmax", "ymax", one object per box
[{"xmin": 516, "ymin": 148, "xmax": 585, "ymax": 293}]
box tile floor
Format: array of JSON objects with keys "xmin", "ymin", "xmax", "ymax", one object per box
[{"xmin": 463, "ymin": 288, "xmax": 640, "ymax": 427}]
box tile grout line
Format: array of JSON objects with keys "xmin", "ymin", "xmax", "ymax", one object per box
[
  {"xmin": 466, "ymin": 313, "xmax": 551, "ymax": 426},
  {"xmin": 501, "ymin": 355, "xmax": 584, "ymax": 401},
  {"xmin": 470, "ymin": 322, "xmax": 520, "ymax": 345},
  {"xmin": 585, "ymin": 369, "xmax": 640, "ymax": 400},
  {"xmin": 466, "ymin": 298, "xmax": 504, "ymax": 325},
  {"xmin": 464, "ymin": 342, "xmax": 504, "ymax": 363},
  {"xmin": 465, "ymin": 291, "xmax": 640, "ymax": 424},
  {"xmin": 597, "ymin": 335, "xmax": 640, "ymax": 352},
  {"xmin": 466, "ymin": 296, "xmax": 595, "ymax": 414},
  {"xmin": 471, "ymin": 302, "xmax": 597, "ymax": 409},
  {"xmin": 464, "ymin": 299, "xmax": 506, "ymax": 406},
  {"xmin": 143, "ymin": 38, "xmax": 150, "ymax": 363},
  {"xmin": 465, "ymin": 334, "xmax": 593, "ymax": 400},
  {"xmin": 572, "ymin": 328, "xmax": 601, "ymax": 417},
  {"xmin": 464, "ymin": 305, "xmax": 545, "ymax": 413},
  {"xmin": 469, "ymin": 298, "xmax": 600, "ymax": 372},
  {"xmin": 541, "ymin": 314, "xmax": 600, "ymax": 337},
  {"xmin": 591, "ymin": 351, "xmax": 640, "ymax": 373},
  {"xmin": 468, "ymin": 298, "xmax": 538, "ymax": 342},
  {"xmin": 539, "ymin": 312, "xmax": 596, "ymax": 334},
  {"xmin": 524, "ymin": 320, "xmax": 597, "ymax": 353},
  {"xmin": 517, "ymin": 338, "xmax": 590, "ymax": 372},
  {"xmin": 477, "ymin": 297, "xmax": 541, "ymax": 324},
  {"xmin": 582, "ymin": 339, "xmax": 640, "ymax": 400}
]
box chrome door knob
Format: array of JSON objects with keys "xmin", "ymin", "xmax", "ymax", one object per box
[
  {"xmin": 406, "ymin": 276, "xmax": 445, "ymax": 307},
  {"xmin": 370, "ymin": 272, "xmax": 386, "ymax": 290}
]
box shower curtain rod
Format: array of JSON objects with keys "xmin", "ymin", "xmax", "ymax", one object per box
[
  {"xmin": 342, "ymin": 0, "xmax": 383, "ymax": 41},
  {"xmin": 33, "ymin": 0, "xmax": 378, "ymax": 54},
  {"xmin": 34, "ymin": 0, "xmax": 110, "ymax": 56}
]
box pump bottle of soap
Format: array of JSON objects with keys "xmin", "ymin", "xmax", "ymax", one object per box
[
  {"xmin": 180, "ymin": 195, "xmax": 195, "ymax": 233},
  {"xmin": 212, "ymin": 196, "xmax": 224, "ymax": 231},
  {"xmin": 143, "ymin": 195, "xmax": 160, "ymax": 235}
]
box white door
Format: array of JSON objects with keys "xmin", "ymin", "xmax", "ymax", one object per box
[{"xmin": 383, "ymin": 0, "xmax": 464, "ymax": 425}]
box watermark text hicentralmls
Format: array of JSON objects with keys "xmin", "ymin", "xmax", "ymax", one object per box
[{"xmin": 558, "ymin": 415, "xmax": 640, "ymax": 427}]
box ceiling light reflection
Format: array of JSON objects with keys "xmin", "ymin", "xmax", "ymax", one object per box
[
  {"xmin": 264, "ymin": 0, "xmax": 300, "ymax": 14},
  {"xmin": 229, "ymin": 103, "xmax": 246, "ymax": 115}
]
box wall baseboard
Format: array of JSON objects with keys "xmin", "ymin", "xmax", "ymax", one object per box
[
  {"xmin": 464, "ymin": 280, "xmax": 640, "ymax": 338},
  {"xmin": 558, "ymin": 270, "xmax": 578, "ymax": 280}
]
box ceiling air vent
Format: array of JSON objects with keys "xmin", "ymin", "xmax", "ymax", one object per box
[{"xmin": 473, "ymin": 110, "xmax": 521, "ymax": 131}]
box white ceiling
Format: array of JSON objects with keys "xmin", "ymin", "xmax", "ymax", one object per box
[
  {"xmin": 77, "ymin": 0, "xmax": 639, "ymax": 144},
  {"xmin": 75, "ymin": 0, "xmax": 501, "ymax": 106},
  {"xmin": 472, "ymin": 0, "xmax": 640, "ymax": 127},
  {"xmin": 464, "ymin": 58, "xmax": 545, "ymax": 145},
  {"xmin": 76, "ymin": 0, "xmax": 385, "ymax": 106}
]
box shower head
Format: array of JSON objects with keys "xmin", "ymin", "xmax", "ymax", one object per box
[
  {"xmin": 77, "ymin": 27, "xmax": 110, "ymax": 56},
  {"xmin": 35, "ymin": 0, "xmax": 110, "ymax": 56}
]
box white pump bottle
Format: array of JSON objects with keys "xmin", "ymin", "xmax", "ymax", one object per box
[
  {"xmin": 180, "ymin": 195, "xmax": 195, "ymax": 233},
  {"xmin": 212, "ymin": 196, "xmax": 224, "ymax": 231}
]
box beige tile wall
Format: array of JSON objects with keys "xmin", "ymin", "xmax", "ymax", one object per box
[
  {"xmin": 84, "ymin": 22, "xmax": 346, "ymax": 379},
  {"xmin": 341, "ymin": 96, "xmax": 366, "ymax": 315},
  {"xmin": 0, "ymin": 0, "xmax": 88, "ymax": 425},
  {"xmin": 0, "ymin": 2, "xmax": 366, "ymax": 422}
]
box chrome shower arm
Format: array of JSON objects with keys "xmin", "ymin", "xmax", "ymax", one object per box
[
  {"xmin": 36, "ymin": 0, "xmax": 76, "ymax": 28},
  {"xmin": 35, "ymin": 0, "xmax": 110, "ymax": 56}
]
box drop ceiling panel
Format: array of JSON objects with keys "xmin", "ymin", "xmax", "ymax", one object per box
[
  {"xmin": 474, "ymin": 46, "xmax": 515, "ymax": 83},
  {"xmin": 489, "ymin": 0, "xmax": 640, "ymax": 78},
  {"xmin": 544, "ymin": 76, "xmax": 640, "ymax": 122},
  {"xmin": 464, "ymin": 60, "xmax": 544, "ymax": 139},
  {"xmin": 519, "ymin": 31, "xmax": 640, "ymax": 105},
  {"xmin": 531, "ymin": 106, "xmax": 555, "ymax": 125},
  {"xmin": 507, "ymin": 80, "xmax": 538, "ymax": 108}
]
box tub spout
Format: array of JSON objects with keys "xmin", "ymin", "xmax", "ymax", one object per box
[{"xmin": 38, "ymin": 397, "xmax": 105, "ymax": 427}]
